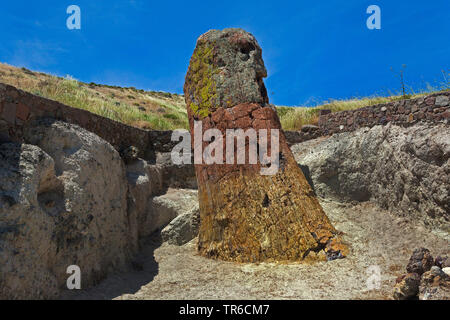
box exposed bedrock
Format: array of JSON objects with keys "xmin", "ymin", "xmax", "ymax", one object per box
[
  {"xmin": 183, "ymin": 28, "xmax": 347, "ymax": 262},
  {"xmin": 0, "ymin": 118, "xmax": 203, "ymax": 299},
  {"xmin": 0, "ymin": 120, "xmax": 132, "ymax": 299},
  {"xmin": 292, "ymin": 123, "xmax": 450, "ymax": 232}
]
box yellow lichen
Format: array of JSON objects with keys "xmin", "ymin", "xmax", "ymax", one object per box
[{"xmin": 186, "ymin": 41, "xmax": 218, "ymax": 118}]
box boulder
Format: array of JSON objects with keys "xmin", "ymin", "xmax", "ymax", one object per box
[
  {"xmin": 393, "ymin": 273, "xmax": 421, "ymax": 300},
  {"xmin": 406, "ymin": 247, "xmax": 434, "ymax": 276},
  {"xmin": 161, "ymin": 205, "xmax": 200, "ymax": 245},
  {"xmin": 292, "ymin": 123, "xmax": 450, "ymax": 231},
  {"xmin": 149, "ymin": 188, "xmax": 199, "ymax": 236}
]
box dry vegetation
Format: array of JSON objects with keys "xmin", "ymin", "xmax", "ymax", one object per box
[
  {"xmin": 278, "ymin": 92, "xmax": 448, "ymax": 130},
  {"xmin": 0, "ymin": 62, "xmax": 447, "ymax": 131},
  {"xmin": 0, "ymin": 63, "xmax": 188, "ymax": 130}
]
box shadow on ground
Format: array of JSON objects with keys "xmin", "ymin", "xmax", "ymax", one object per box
[{"xmin": 60, "ymin": 233, "xmax": 162, "ymax": 300}]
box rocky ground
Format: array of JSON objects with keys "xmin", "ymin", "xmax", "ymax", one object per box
[
  {"xmin": 2, "ymin": 119, "xmax": 448, "ymax": 299},
  {"xmin": 61, "ymin": 197, "xmax": 449, "ymax": 300},
  {"xmin": 60, "ymin": 122, "xmax": 450, "ymax": 300}
]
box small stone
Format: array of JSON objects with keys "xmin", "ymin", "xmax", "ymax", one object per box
[
  {"xmin": 435, "ymin": 95, "xmax": 449, "ymax": 107},
  {"xmin": 435, "ymin": 255, "xmax": 449, "ymax": 269},
  {"xmin": 443, "ymin": 268, "xmax": 450, "ymax": 277},
  {"xmin": 319, "ymin": 109, "xmax": 331, "ymax": 116},
  {"xmin": 430, "ymin": 265, "xmax": 444, "ymax": 275},
  {"xmin": 300, "ymin": 124, "xmax": 319, "ymax": 133},
  {"xmin": 425, "ymin": 96, "xmax": 435, "ymax": 106},
  {"xmin": 443, "ymin": 111, "xmax": 450, "ymax": 120},
  {"xmin": 406, "ymin": 247, "xmax": 434, "ymax": 275},
  {"xmin": 381, "ymin": 106, "xmax": 387, "ymax": 112},
  {"xmin": 325, "ymin": 237, "xmax": 348, "ymax": 261},
  {"xmin": 120, "ymin": 146, "xmax": 139, "ymax": 164},
  {"xmin": 416, "ymin": 111, "xmax": 425, "ymax": 120},
  {"xmin": 419, "ymin": 266, "xmax": 450, "ymax": 300},
  {"xmin": 393, "ymin": 273, "xmax": 421, "ymax": 300}
]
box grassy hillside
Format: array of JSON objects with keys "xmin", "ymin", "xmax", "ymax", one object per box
[
  {"xmin": 1, "ymin": 62, "xmax": 447, "ymax": 131},
  {"xmin": 0, "ymin": 63, "xmax": 188, "ymax": 130}
]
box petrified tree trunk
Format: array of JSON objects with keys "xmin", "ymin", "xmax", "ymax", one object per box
[{"xmin": 184, "ymin": 28, "xmax": 348, "ymax": 262}]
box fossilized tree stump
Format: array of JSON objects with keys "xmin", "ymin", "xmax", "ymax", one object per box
[{"xmin": 184, "ymin": 28, "xmax": 348, "ymax": 262}]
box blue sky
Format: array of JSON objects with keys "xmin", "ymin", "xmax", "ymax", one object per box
[{"xmin": 0, "ymin": 0, "xmax": 448, "ymax": 106}]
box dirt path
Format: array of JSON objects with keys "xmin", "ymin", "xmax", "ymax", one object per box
[{"xmin": 61, "ymin": 199, "xmax": 449, "ymax": 300}]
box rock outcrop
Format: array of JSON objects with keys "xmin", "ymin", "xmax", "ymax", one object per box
[
  {"xmin": 183, "ymin": 28, "xmax": 347, "ymax": 262},
  {"xmin": 160, "ymin": 189, "xmax": 200, "ymax": 245},
  {"xmin": 150, "ymin": 188, "xmax": 199, "ymax": 238},
  {"xmin": 0, "ymin": 115, "xmax": 207, "ymax": 298},
  {"xmin": 0, "ymin": 120, "xmax": 132, "ymax": 299},
  {"xmin": 293, "ymin": 123, "xmax": 450, "ymax": 231},
  {"xmin": 406, "ymin": 247, "xmax": 434, "ymax": 276},
  {"xmin": 0, "ymin": 118, "xmax": 203, "ymax": 299},
  {"xmin": 125, "ymin": 157, "xmax": 164, "ymax": 250}
]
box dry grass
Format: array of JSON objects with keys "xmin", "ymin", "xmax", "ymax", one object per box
[
  {"xmin": 278, "ymin": 92, "xmax": 447, "ymax": 130},
  {"xmin": 1, "ymin": 62, "xmax": 447, "ymax": 131},
  {"xmin": 0, "ymin": 63, "xmax": 188, "ymax": 130}
]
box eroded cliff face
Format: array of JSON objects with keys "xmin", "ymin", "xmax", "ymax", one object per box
[
  {"xmin": 292, "ymin": 123, "xmax": 450, "ymax": 232},
  {"xmin": 0, "ymin": 119, "xmax": 188, "ymax": 299},
  {"xmin": 0, "ymin": 120, "xmax": 131, "ymax": 298}
]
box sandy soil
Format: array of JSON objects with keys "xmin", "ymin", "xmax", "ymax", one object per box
[{"xmin": 61, "ymin": 199, "xmax": 449, "ymax": 300}]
